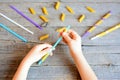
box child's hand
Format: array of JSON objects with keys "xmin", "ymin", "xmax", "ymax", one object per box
[
  {"xmin": 61, "ymin": 29, "xmax": 82, "ymax": 55},
  {"xmin": 61, "ymin": 30, "xmax": 98, "ymax": 80},
  {"xmin": 23, "ymin": 44, "xmax": 53, "ymax": 65}
]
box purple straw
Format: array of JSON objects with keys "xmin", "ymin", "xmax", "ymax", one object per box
[
  {"xmin": 10, "ymin": 5, "xmax": 42, "ymax": 30},
  {"xmin": 82, "ymin": 31, "xmax": 90, "ymax": 38}
]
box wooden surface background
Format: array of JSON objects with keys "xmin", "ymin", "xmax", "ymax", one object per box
[{"xmin": 0, "ymin": 0, "xmax": 120, "ymax": 80}]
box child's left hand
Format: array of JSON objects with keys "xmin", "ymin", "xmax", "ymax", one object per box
[{"xmin": 23, "ymin": 44, "xmax": 53, "ymax": 65}]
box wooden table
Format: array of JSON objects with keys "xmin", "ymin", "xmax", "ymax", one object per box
[{"xmin": 0, "ymin": 0, "xmax": 120, "ymax": 80}]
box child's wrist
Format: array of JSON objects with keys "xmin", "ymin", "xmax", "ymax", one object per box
[
  {"xmin": 71, "ymin": 51, "xmax": 84, "ymax": 60},
  {"xmin": 21, "ymin": 57, "xmax": 34, "ymax": 66},
  {"xmin": 70, "ymin": 48, "xmax": 83, "ymax": 56}
]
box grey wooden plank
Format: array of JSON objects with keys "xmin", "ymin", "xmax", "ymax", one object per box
[
  {"xmin": 27, "ymin": 65, "xmax": 120, "ymax": 80},
  {"xmin": 0, "ymin": 41, "xmax": 120, "ymax": 66},
  {"xmin": 0, "ymin": 3, "xmax": 120, "ymax": 46},
  {"xmin": 0, "ymin": 65, "xmax": 120, "ymax": 80},
  {"xmin": 1, "ymin": 41, "xmax": 120, "ymax": 54},
  {"xmin": 0, "ymin": 65, "xmax": 80, "ymax": 80},
  {"xmin": 27, "ymin": 66, "xmax": 79, "ymax": 79},
  {"xmin": 0, "ymin": 1, "xmax": 120, "ymax": 80},
  {"xmin": 27, "ymin": 66, "xmax": 120, "ymax": 79},
  {"xmin": 92, "ymin": 65, "xmax": 120, "ymax": 79},
  {"xmin": 0, "ymin": 13, "xmax": 119, "ymax": 27},
  {"xmin": 0, "ymin": 3, "xmax": 119, "ymax": 27},
  {"xmin": 61, "ymin": 0, "xmax": 120, "ymax": 3},
  {"xmin": 0, "ymin": 50, "xmax": 120, "ymax": 66},
  {"xmin": 27, "ymin": 79, "xmax": 119, "ymax": 80},
  {"xmin": 0, "ymin": 26, "xmax": 120, "ymax": 45},
  {"xmin": 0, "ymin": 0, "xmax": 120, "ymax": 2}
]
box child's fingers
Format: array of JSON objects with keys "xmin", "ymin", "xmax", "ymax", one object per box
[
  {"xmin": 62, "ymin": 32, "xmax": 72, "ymax": 43},
  {"xmin": 35, "ymin": 44, "xmax": 52, "ymax": 51},
  {"xmin": 68, "ymin": 29, "xmax": 81, "ymax": 40},
  {"xmin": 58, "ymin": 32, "xmax": 69, "ymax": 44},
  {"xmin": 40, "ymin": 47, "xmax": 52, "ymax": 57},
  {"xmin": 59, "ymin": 32, "xmax": 63, "ymax": 36},
  {"xmin": 62, "ymin": 37, "xmax": 68, "ymax": 44},
  {"xmin": 41, "ymin": 47, "xmax": 55, "ymax": 57}
]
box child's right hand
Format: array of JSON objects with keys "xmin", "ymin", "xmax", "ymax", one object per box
[{"xmin": 61, "ymin": 29, "xmax": 82, "ymax": 55}]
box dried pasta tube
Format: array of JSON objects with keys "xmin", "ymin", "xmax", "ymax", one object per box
[
  {"xmin": 95, "ymin": 20, "xmax": 103, "ymax": 26},
  {"xmin": 42, "ymin": 7, "xmax": 48, "ymax": 15},
  {"xmin": 56, "ymin": 27, "xmax": 66, "ymax": 32},
  {"xmin": 40, "ymin": 34, "xmax": 49, "ymax": 41},
  {"xmin": 55, "ymin": 1, "xmax": 60, "ymax": 10},
  {"xmin": 60, "ymin": 13, "xmax": 65, "ymax": 22},
  {"xmin": 78, "ymin": 14, "xmax": 85, "ymax": 23},
  {"xmin": 66, "ymin": 6, "xmax": 75, "ymax": 14},
  {"xmin": 29, "ymin": 8, "xmax": 36, "ymax": 15},
  {"xmin": 102, "ymin": 11, "xmax": 111, "ymax": 19},
  {"xmin": 86, "ymin": 6, "xmax": 96, "ymax": 13},
  {"xmin": 88, "ymin": 26, "xmax": 96, "ymax": 32},
  {"xmin": 39, "ymin": 15, "xmax": 49, "ymax": 22}
]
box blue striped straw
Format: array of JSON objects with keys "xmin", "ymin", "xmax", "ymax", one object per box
[{"xmin": 0, "ymin": 23, "xmax": 28, "ymax": 42}]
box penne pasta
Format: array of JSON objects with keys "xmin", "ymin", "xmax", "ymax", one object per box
[
  {"xmin": 56, "ymin": 27, "xmax": 66, "ymax": 32},
  {"xmin": 42, "ymin": 7, "xmax": 48, "ymax": 15},
  {"xmin": 86, "ymin": 6, "xmax": 96, "ymax": 13},
  {"xmin": 40, "ymin": 34, "xmax": 49, "ymax": 41},
  {"xmin": 78, "ymin": 14, "xmax": 85, "ymax": 23},
  {"xmin": 60, "ymin": 13, "xmax": 66, "ymax": 22},
  {"xmin": 29, "ymin": 8, "xmax": 36, "ymax": 15},
  {"xmin": 66, "ymin": 6, "xmax": 75, "ymax": 14},
  {"xmin": 39, "ymin": 15, "xmax": 49, "ymax": 22},
  {"xmin": 55, "ymin": 1, "xmax": 60, "ymax": 10}
]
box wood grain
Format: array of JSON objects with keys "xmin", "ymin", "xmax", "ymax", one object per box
[{"xmin": 0, "ymin": 0, "xmax": 120, "ymax": 80}]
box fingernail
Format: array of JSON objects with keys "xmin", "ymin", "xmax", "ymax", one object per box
[{"xmin": 62, "ymin": 32, "xmax": 66, "ymax": 36}]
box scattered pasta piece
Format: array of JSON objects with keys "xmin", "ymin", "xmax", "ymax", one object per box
[
  {"xmin": 66, "ymin": 6, "xmax": 75, "ymax": 14},
  {"xmin": 95, "ymin": 20, "xmax": 103, "ymax": 25},
  {"xmin": 103, "ymin": 11, "xmax": 111, "ymax": 19},
  {"xmin": 56, "ymin": 27, "xmax": 66, "ymax": 32},
  {"xmin": 29, "ymin": 8, "xmax": 36, "ymax": 15},
  {"xmin": 39, "ymin": 15, "xmax": 49, "ymax": 22},
  {"xmin": 40, "ymin": 34, "xmax": 49, "ymax": 41},
  {"xmin": 60, "ymin": 13, "xmax": 66, "ymax": 22},
  {"xmin": 55, "ymin": 1, "xmax": 60, "ymax": 10},
  {"xmin": 88, "ymin": 26, "xmax": 96, "ymax": 32},
  {"xmin": 42, "ymin": 7, "xmax": 48, "ymax": 15},
  {"xmin": 86, "ymin": 6, "xmax": 96, "ymax": 13},
  {"xmin": 78, "ymin": 14, "xmax": 85, "ymax": 23}
]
